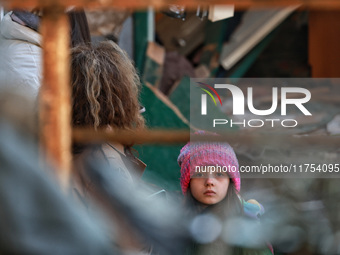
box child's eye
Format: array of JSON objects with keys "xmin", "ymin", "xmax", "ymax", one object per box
[
  {"xmin": 192, "ymin": 173, "xmax": 204, "ymax": 178},
  {"xmin": 215, "ymin": 172, "xmax": 227, "ymax": 178}
]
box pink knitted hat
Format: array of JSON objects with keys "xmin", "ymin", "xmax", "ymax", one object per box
[{"xmin": 177, "ymin": 136, "xmax": 240, "ymax": 194}]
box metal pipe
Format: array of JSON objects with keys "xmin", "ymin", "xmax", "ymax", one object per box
[
  {"xmin": 147, "ymin": 6, "xmax": 154, "ymax": 42},
  {"xmin": 0, "ymin": 6, "xmax": 4, "ymax": 21}
]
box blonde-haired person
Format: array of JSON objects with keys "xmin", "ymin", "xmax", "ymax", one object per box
[{"xmin": 71, "ymin": 41, "xmax": 146, "ymax": 196}]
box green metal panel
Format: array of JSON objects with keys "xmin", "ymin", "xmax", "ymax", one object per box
[
  {"xmin": 133, "ymin": 11, "xmax": 148, "ymax": 75},
  {"xmin": 137, "ymin": 84, "xmax": 189, "ymax": 191}
]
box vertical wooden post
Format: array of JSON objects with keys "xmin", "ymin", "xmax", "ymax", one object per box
[{"xmin": 40, "ymin": 7, "xmax": 71, "ymax": 189}]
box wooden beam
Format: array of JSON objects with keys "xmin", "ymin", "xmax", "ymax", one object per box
[
  {"xmin": 2, "ymin": 0, "xmax": 340, "ymax": 10},
  {"xmin": 39, "ymin": 6, "xmax": 71, "ymax": 189},
  {"xmin": 73, "ymin": 128, "xmax": 191, "ymax": 145}
]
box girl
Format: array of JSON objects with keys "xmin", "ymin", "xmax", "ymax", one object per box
[{"xmin": 178, "ymin": 136, "xmax": 273, "ymax": 255}]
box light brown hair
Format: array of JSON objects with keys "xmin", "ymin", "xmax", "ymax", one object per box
[{"xmin": 71, "ymin": 41, "xmax": 144, "ymax": 131}]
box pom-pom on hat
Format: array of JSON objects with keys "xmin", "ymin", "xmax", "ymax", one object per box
[{"xmin": 177, "ymin": 132, "xmax": 240, "ymax": 194}]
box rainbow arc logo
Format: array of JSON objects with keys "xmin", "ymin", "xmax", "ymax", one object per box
[{"xmin": 196, "ymin": 82, "xmax": 222, "ymax": 115}]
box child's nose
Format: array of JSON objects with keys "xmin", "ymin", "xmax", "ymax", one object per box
[{"xmin": 205, "ymin": 177, "xmax": 215, "ymax": 185}]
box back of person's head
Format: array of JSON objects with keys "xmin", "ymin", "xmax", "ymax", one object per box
[
  {"xmin": 12, "ymin": 8, "xmax": 91, "ymax": 47},
  {"xmin": 71, "ymin": 41, "xmax": 144, "ymax": 131}
]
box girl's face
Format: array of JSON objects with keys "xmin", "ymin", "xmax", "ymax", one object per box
[{"xmin": 189, "ymin": 171, "xmax": 230, "ymax": 206}]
